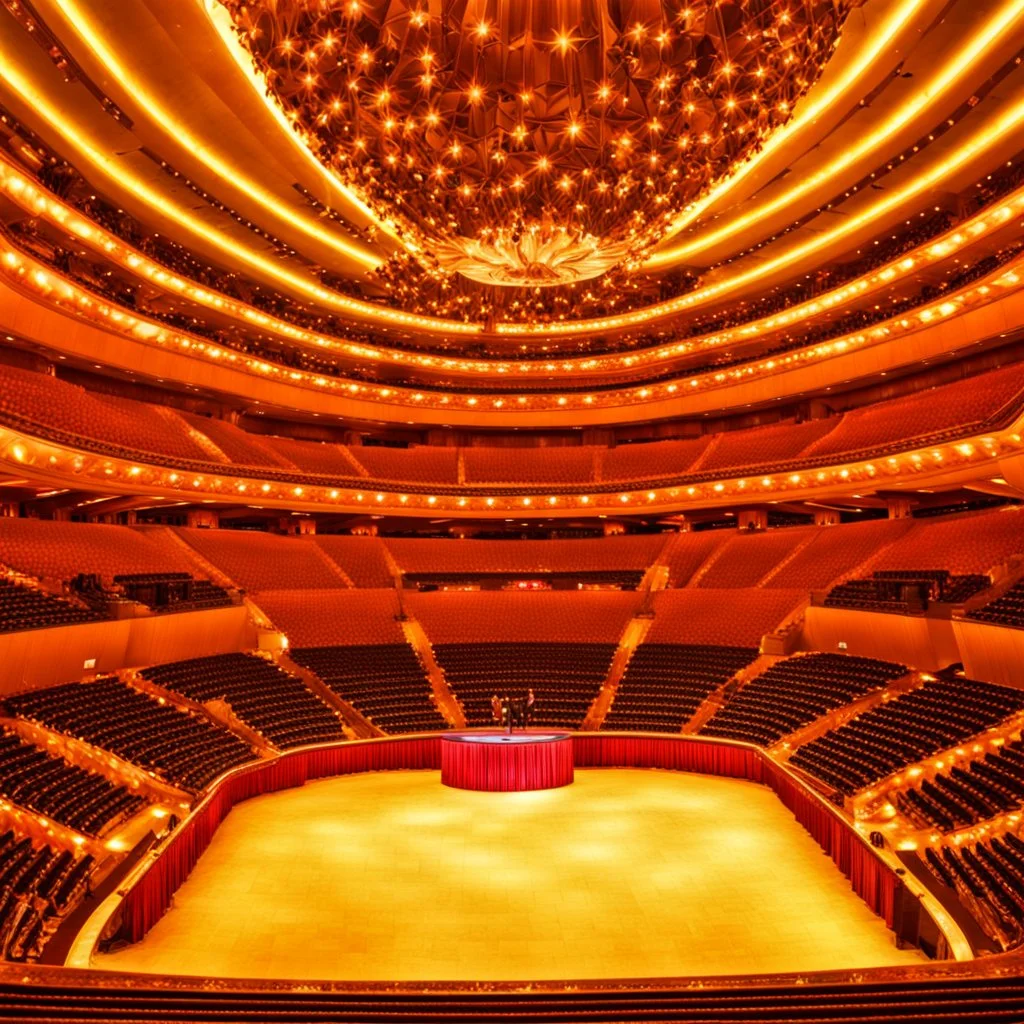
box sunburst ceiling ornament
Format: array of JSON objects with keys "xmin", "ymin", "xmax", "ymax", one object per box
[{"xmin": 221, "ymin": 0, "xmax": 850, "ymax": 298}]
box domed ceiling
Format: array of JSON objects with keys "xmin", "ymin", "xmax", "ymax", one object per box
[{"xmin": 220, "ymin": 0, "xmax": 851, "ymax": 321}]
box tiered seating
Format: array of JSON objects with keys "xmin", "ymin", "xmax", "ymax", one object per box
[
  {"xmin": 897, "ymin": 737, "xmax": 1024, "ymax": 832},
  {"xmin": 659, "ymin": 531, "xmax": 730, "ymax": 587},
  {"xmin": 696, "ymin": 528, "xmax": 813, "ymax": 588},
  {"xmin": 434, "ymin": 643, "xmax": 616, "ymax": 727},
  {"xmin": 290, "ymin": 644, "xmax": 445, "ymax": 734},
  {"xmin": 0, "ymin": 519, "xmax": 196, "ymax": 586},
  {"xmin": 177, "ymin": 529, "xmax": 348, "ymax": 591},
  {"xmin": 254, "ymin": 589, "xmax": 406, "ymax": 646},
  {"xmin": 406, "ymin": 591, "xmax": 640, "ymax": 643},
  {"xmin": 114, "ymin": 572, "xmax": 232, "ymax": 612},
  {"xmin": 139, "ymin": 653, "xmax": 344, "ymax": 749},
  {"xmin": 4, "ymin": 679, "xmax": 254, "ymax": 792},
  {"xmin": 826, "ymin": 571, "xmax": 990, "ymax": 613},
  {"xmin": 803, "ymin": 361, "xmax": 1024, "ymax": 460},
  {"xmin": 923, "ymin": 834, "xmax": 1024, "ymax": 947},
  {"xmin": 181, "ymin": 413, "xmax": 297, "ymax": 469},
  {"xmin": 0, "ymin": 363, "xmax": 209, "ymax": 463},
  {"xmin": 0, "ymin": 830, "xmax": 93, "ymax": 961},
  {"xmin": 351, "ymin": 445, "xmax": 459, "ymax": 484},
  {"xmin": 790, "ymin": 677, "xmax": 1024, "ymax": 795},
  {"xmin": 0, "ymin": 729, "xmax": 145, "ymax": 836},
  {"xmin": 0, "ymin": 577, "xmax": 100, "ymax": 633},
  {"xmin": 599, "ymin": 438, "xmax": 711, "ymax": 482},
  {"xmin": 646, "ymin": 589, "xmax": 804, "ymax": 647},
  {"xmin": 869, "ymin": 507, "xmax": 1024, "ymax": 575},
  {"xmin": 314, "ymin": 536, "xmax": 395, "ymax": 587},
  {"xmin": 259, "ymin": 436, "xmax": 362, "ymax": 477},
  {"xmin": 700, "ymin": 653, "xmax": 906, "ymax": 746},
  {"xmin": 766, "ymin": 519, "xmax": 914, "ymax": 590},
  {"xmin": 384, "ymin": 535, "xmax": 664, "ymax": 584},
  {"xmin": 699, "ymin": 419, "xmax": 838, "ymax": 473},
  {"xmin": 462, "ymin": 445, "xmax": 595, "ymax": 484},
  {"xmin": 602, "ymin": 645, "xmax": 757, "ymax": 733},
  {"xmin": 967, "ymin": 577, "xmax": 1024, "ymax": 629}
]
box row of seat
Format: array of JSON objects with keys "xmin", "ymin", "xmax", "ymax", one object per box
[
  {"xmin": 790, "ymin": 676, "xmax": 1024, "ymax": 796},
  {"xmin": 967, "ymin": 578, "xmax": 1024, "ymax": 629},
  {"xmin": 602, "ymin": 645, "xmax": 757, "ymax": 733},
  {"xmin": 138, "ymin": 653, "xmax": 345, "ymax": 750},
  {"xmin": 0, "ymin": 729, "xmax": 146, "ymax": 837},
  {"xmin": 0, "ymin": 577, "xmax": 100, "ymax": 634},
  {"xmin": 897, "ymin": 737, "xmax": 1024, "ymax": 832},
  {"xmin": 290, "ymin": 645, "xmax": 447, "ymax": 734},
  {"xmin": 3, "ymin": 679, "xmax": 255, "ymax": 793},
  {"xmin": 0, "ymin": 830, "xmax": 93, "ymax": 962},
  {"xmin": 434, "ymin": 643, "xmax": 616, "ymax": 728},
  {"xmin": 700, "ymin": 653, "xmax": 907, "ymax": 746}
]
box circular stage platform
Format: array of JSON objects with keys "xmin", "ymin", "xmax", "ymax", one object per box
[{"xmin": 440, "ymin": 731, "xmax": 574, "ymax": 791}]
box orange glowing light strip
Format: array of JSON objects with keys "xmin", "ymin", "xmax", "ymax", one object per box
[
  {"xmin": 0, "ymin": 55, "xmax": 476, "ymax": 335},
  {"xmin": 3, "ymin": 150, "xmax": 1022, "ymax": 384},
  {"xmin": 4, "ymin": 240, "xmax": 1022, "ymax": 417},
  {"xmin": 53, "ymin": 0, "xmax": 384, "ymax": 270},
  {"xmin": 647, "ymin": 0, "xmax": 1024, "ymax": 266},
  {"xmin": 1, "ymin": 417, "xmax": 1020, "ymax": 517},
  {"xmin": 497, "ymin": 93, "xmax": 1024, "ymax": 335}
]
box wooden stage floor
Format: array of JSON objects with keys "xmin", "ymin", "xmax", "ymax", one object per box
[{"xmin": 94, "ymin": 769, "xmax": 927, "ymax": 982}]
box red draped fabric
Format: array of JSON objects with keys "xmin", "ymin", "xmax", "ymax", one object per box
[
  {"xmin": 121, "ymin": 737, "xmax": 439, "ymax": 942},
  {"xmin": 441, "ymin": 735, "xmax": 573, "ymax": 791},
  {"xmin": 119, "ymin": 732, "xmax": 902, "ymax": 945},
  {"xmin": 573, "ymin": 733, "xmax": 764, "ymax": 780}
]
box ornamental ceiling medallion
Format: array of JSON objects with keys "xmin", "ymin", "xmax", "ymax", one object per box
[{"xmin": 221, "ymin": 0, "xmax": 849, "ymax": 301}]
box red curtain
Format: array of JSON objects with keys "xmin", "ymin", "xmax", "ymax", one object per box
[
  {"xmin": 120, "ymin": 737, "xmax": 440, "ymax": 942},
  {"xmin": 573, "ymin": 733, "xmax": 764, "ymax": 780},
  {"xmin": 119, "ymin": 733, "xmax": 902, "ymax": 943},
  {"xmin": 441, "ymin": 736, "xmax": 573, "ymax": 791}
]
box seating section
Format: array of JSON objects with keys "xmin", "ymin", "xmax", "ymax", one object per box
[
  {"xmin": 112, "ymin": 572, "xmax": 233, "ymax": 612},
  {"xmin": 139, "ymin": 653, "xmax": 344, "ymax": 750},
  {"xmin": 4, "ymin": 679, "xmax": 254, "ymax": 792},
  {"xmin": 790, "ymin": 676, "xmax": 1024, "ymax": 795},
  {"xmin": 0, "ymin": 729, "xmax": 145, "ymax": 836},
  {"xmin": 826, "ymin": 571, "xmax": 990, "ymax": 613},
  {"xmin": 766, "ymin": 519, "xmax": 914, "ymax": 590},
  {"xmin": 803, "ymin": 361, "xmax": 1024, "ymax": 460},
  {"xmin": 0, "ymin": 830, "xmax": 93, "ymax": 961},
  {"xmin": 923, "ymin": 834, "xmax": 1024, "ymax": 948},
  {"xmin": 700, "ymin": 654, "xmax": 907, "ymax": 746},
  {"xmin": 435, "ymin": 643, "xmax": 616, "ymax": 727},
  {"xmin": 462, "ymin": 446, "xmax": 594, "ymax": 484},
  {"xmin": 254, "ymin": 589, "xmax": 406, "ymax": 646},
  {"xmin": 897, "ymin": 737, "xmax": 1024, "ymax": 832},
  {"xmin": 603, "ymin": 645, "xmax": 757, "ymax": 733},
  {"xmin": 0, "ymin": 362, "xmax": 209, "ymax": 463},
  {"xmin": 869, "ymin": 508, "xmax": 1024, "ymax": 575},
  {"xmin": 290, "ymin": 644, "xmax": 446, "ymax": 734},
  {"xmin": 0, "ymin": 519, "xmax": 197, "ymax": 585},
  {"xmin": 599, "ymin": 438, "xmax": 710, "ymax": 482},
  {"xmin": 646, "ymin": 589, "xmax": 805, "ymax": 647},
  {"xmin": 967, "ymin": 577, "xmax": 1024, "ymax": 629},
  {"xmin": 696, "ymin": 529, "xmax": 813, "ymax": 588},
  {"xmin": 660, "ymin": 531, "xmax": 730, "ymax": 587},
  {"xmin": 0, "ymin": 577, "xmax": 100, "ymax": 633},
  {"xmin": 181, "ymin": 413, "xmax": 297, "ymax": 469},
  {"xmin": 260, "ymin": 435, "xmax": 363, "ymax": 477},
  {"xmin": 351, "ymin": 445, "xmax": 459, "ymax": 484},
  {"xmin": 177, "ymin": 529, "xmax": 348, "ymax": 592},
  {"xmin": 3, "ymin": 359, "xmax": 1024, "ymax": 497},
  {"xmin": 314, "ymin": 536, "xmax": 395, "ymax": 587},
  {"xmin": 384, "ymin": 535, "xmax": 665, "ymax": 583},
  {"xmin": 699, "ymin": 419, "xmax": 839, "ymax": 474},
  {"xmin": 406, "ymin": 591, "xmax": 640, "ymax": 643}
]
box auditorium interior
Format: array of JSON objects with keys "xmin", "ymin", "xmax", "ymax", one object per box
[{"xmin": 0, "ymin": 0, "xmax": 1023, "ymax": 1020}]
